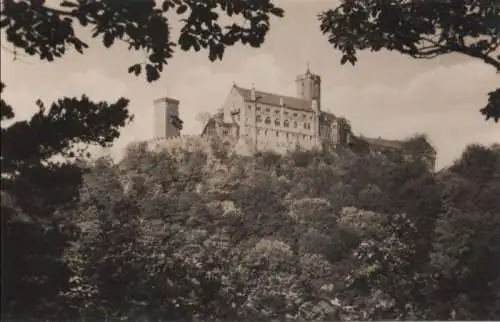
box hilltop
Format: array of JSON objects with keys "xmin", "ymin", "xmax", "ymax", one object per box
[{"xmin": 5, "ymin": 140, "xmax": 498, "ymax": 321}]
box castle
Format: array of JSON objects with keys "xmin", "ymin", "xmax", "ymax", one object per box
[{"xmin": 148, "ymin": 68, "xmax": 436, "ymax": 168}]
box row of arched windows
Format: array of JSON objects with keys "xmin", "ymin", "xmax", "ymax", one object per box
[
  {"xmin": 256, "ymin": 115, "xmax": 311, "ymax": 129},
  {"xmin": 257, "ymin": 128, "xmax": 313, "ymax": 141}
]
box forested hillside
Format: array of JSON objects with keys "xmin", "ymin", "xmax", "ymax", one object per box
[{"xmin": 3, "ymin": 141, "xmax": 500, "ymax": 321}]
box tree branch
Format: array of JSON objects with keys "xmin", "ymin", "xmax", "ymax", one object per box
[{"xmin": 457, "ymin": 46, "xmax": 500, "ymax": 72}]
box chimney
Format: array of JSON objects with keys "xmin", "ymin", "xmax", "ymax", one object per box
[{"xmin": 279, "ymin": 97, "xmax": 284, "ymax": 106}]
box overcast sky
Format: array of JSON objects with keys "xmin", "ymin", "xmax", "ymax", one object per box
[{"xmin": 1, "ymin": 0, "xmax": 498, "ymax": 169}]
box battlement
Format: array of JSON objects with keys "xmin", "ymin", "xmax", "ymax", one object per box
[
  {"xmin": 153, "ymin": 97, "xmax": 180, "ymax": 105},
  {"xmin": 147, "ymin": 135, "xmax": 212, "ymax": 153}
]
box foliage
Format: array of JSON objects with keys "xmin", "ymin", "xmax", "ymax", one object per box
[
  {"xmin": 4, "ymin": 141, "xmax": 492, "ymax": 320},
  {"xmin": 1, "ymin": 0, "xmax": 284, "ymax": 82},
  {"xmin": 1, "ymin": 1, "xmax": 284, "ymax": 319},
  {"xmin": 319, "ymin": 0, "xmax": 500, "ymax": 121},
  {"xmin": 1, "ymin": 82, "xmax": 133, "ymax": 319}
]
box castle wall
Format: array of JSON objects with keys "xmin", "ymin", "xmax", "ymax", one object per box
[{"xmin": 147, "ymin": 135, "xmax": 213, "ymax": 154}]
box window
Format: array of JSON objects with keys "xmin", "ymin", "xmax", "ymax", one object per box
[
  {"xmin": 284, "ymin": 111, "xmax": 289, "ymax": 116},
  {"xmin": 293, "ymin": 121, "xmax": 297, "ymax": 128},
  {"xmin": 284, "ymin": 120, "xmax": 289, "ymax": 128},
  {"xmin": 265, "ymin": 107, "xmax": 270, "ymax": 112},
  {"xmin": 302, "ymin": 114, "xmax": 306, "ymax": 119},
  {"xmin": 248, "ymin": 105, "xmax": 252, "ymax": 110},
  {"xmin": 256, "ymin": 115, "xmax": 262, "ymax": 122},
  {"xmin": 275, "ymin": 119, "xmax": 280, "ymax": 126},
  {"xmin": 257, "ymin": 106, "xmax": 261, "ymax": 111},
  {"xmin": 293, "ymin": 113, "xmax": 298, "ymax": 117},
  {"xmin": 275, "ymin": 109, "xmax": 280, "ymax": 114},
  {"xmin": 264, "ymin": 117, "xmax": 271, "ymax": 124},
  {"xmin": 222, "ymin": 129, "xmax": 229, "ymax": 135},
  {"xmin": 276, "ymin": 131, "xmax": 279, "ymax": 137}
]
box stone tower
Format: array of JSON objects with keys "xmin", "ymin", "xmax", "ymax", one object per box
[
  {"xmin": 295, "ymin": 65, "xmax": 321, "ymax": 110},
  {"xmin": 153, "ymin": 97, "xmax": 181, "ymax": 138}
]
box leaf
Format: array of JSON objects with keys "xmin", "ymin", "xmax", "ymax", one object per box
[
  {"xmin": 146, "ymin": 64, "xmax": 160, "ymax": 82},
  {"xmin": 162, "ymin": 0, "xmax": 174, "ymax": 11},
  {"xmin": 177, "ymin": 4, "xmax": 188, "ymax": 14},
  {"xmin": 480, "ymin": 88, "xmax": 500, "ymax": 122},
  {"xmin": 103, "ymin": 32, "xmax": 114, "ymax": 48},
  {"xmin": 60, "ymin": 1, "xmax": 78, "ymax": 7},
  {"xmin": 179, "ymin": 33, "xmax": 194, "ymax": 51},
  {"xmin": 128, "ymin": 64, "xmax": 142, "ymax": 76},
  {"xmin": 270, "ymin": 7, "xmax": 285, "ymax": 17}
]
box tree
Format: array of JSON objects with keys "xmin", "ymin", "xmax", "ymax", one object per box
[
  {"xmin": 426, "ymin": 207, "xmax": 500, "ymax": 320},
  {"xmin": 1, "ymin": 1, "xmax": 284, "ymax": 319},
  {"xmin": 319, "ymin": 0, "xmax": 500, "ymax": 122},
  {"xmin": 0, "ymin": 87, "xmax": 133, "ymax": 319},
  {"xmin": 1, "ymin": 0, "xmax": 284, "ymax": 82}
]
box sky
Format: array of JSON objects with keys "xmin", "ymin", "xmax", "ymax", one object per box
[{"xmin": 1, "ymin": 0, "xmax": 499, "ymax": 169}]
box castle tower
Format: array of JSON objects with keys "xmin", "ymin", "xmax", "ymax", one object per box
[
  {"xmin": 153, "ymin": 97, "xmax": 183, "ymax": 138},
  {"xmin": 295, "ymin": 64, "xmax": 321, "ymax": 109}
]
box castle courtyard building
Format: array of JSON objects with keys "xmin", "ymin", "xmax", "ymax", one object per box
[{"xmin": 200, "ymin": 68, "xmax": 351, "ymax": 154}]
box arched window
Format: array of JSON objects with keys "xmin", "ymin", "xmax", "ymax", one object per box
[
  {"xmin": 284, "ymin": 120, "xmax": 289, "ymax": 128},
  {"xmin": 264, "ymin": 117, "xmax": 271, "ymax": 124}
]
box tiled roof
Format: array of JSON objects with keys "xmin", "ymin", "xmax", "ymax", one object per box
[
  {"xmin": 364, "ymin": 137, "xmax": 404, "ymax": 150},
  {"xmin": 234, "ymin": 85, "xmax": 312, "ymax": 111}
]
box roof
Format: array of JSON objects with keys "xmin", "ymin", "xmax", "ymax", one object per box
[
  {"xmin": 234, "ymin": 85, "xmax": 312, "ymax": 111},
  {"xmin": 320, "ymin": 111, "xmax": 338, "ymax": 122},
  {"xmin": 200, "ymin": 113, "xmax": 238, "ymax": 136},
  {"xmin": 364, "ymin": 137, "xmax": 404, "ymax": 150},
  {"xmin": 153, "ymin": 97, "xmax": 179, "ymax": 105}
]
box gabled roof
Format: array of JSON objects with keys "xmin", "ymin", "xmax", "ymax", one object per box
[
  {"xmin": 200, "ymin": 113, "xmax": 238, "ymax": 136},
  {"xmin": 233, "ymin": 85, "xmax": 312, "ymax": 111}
]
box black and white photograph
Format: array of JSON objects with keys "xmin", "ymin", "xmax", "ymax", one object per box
[{"xmin": 1, "ymin": 0, "xmax": 499, "ymax": 320}]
